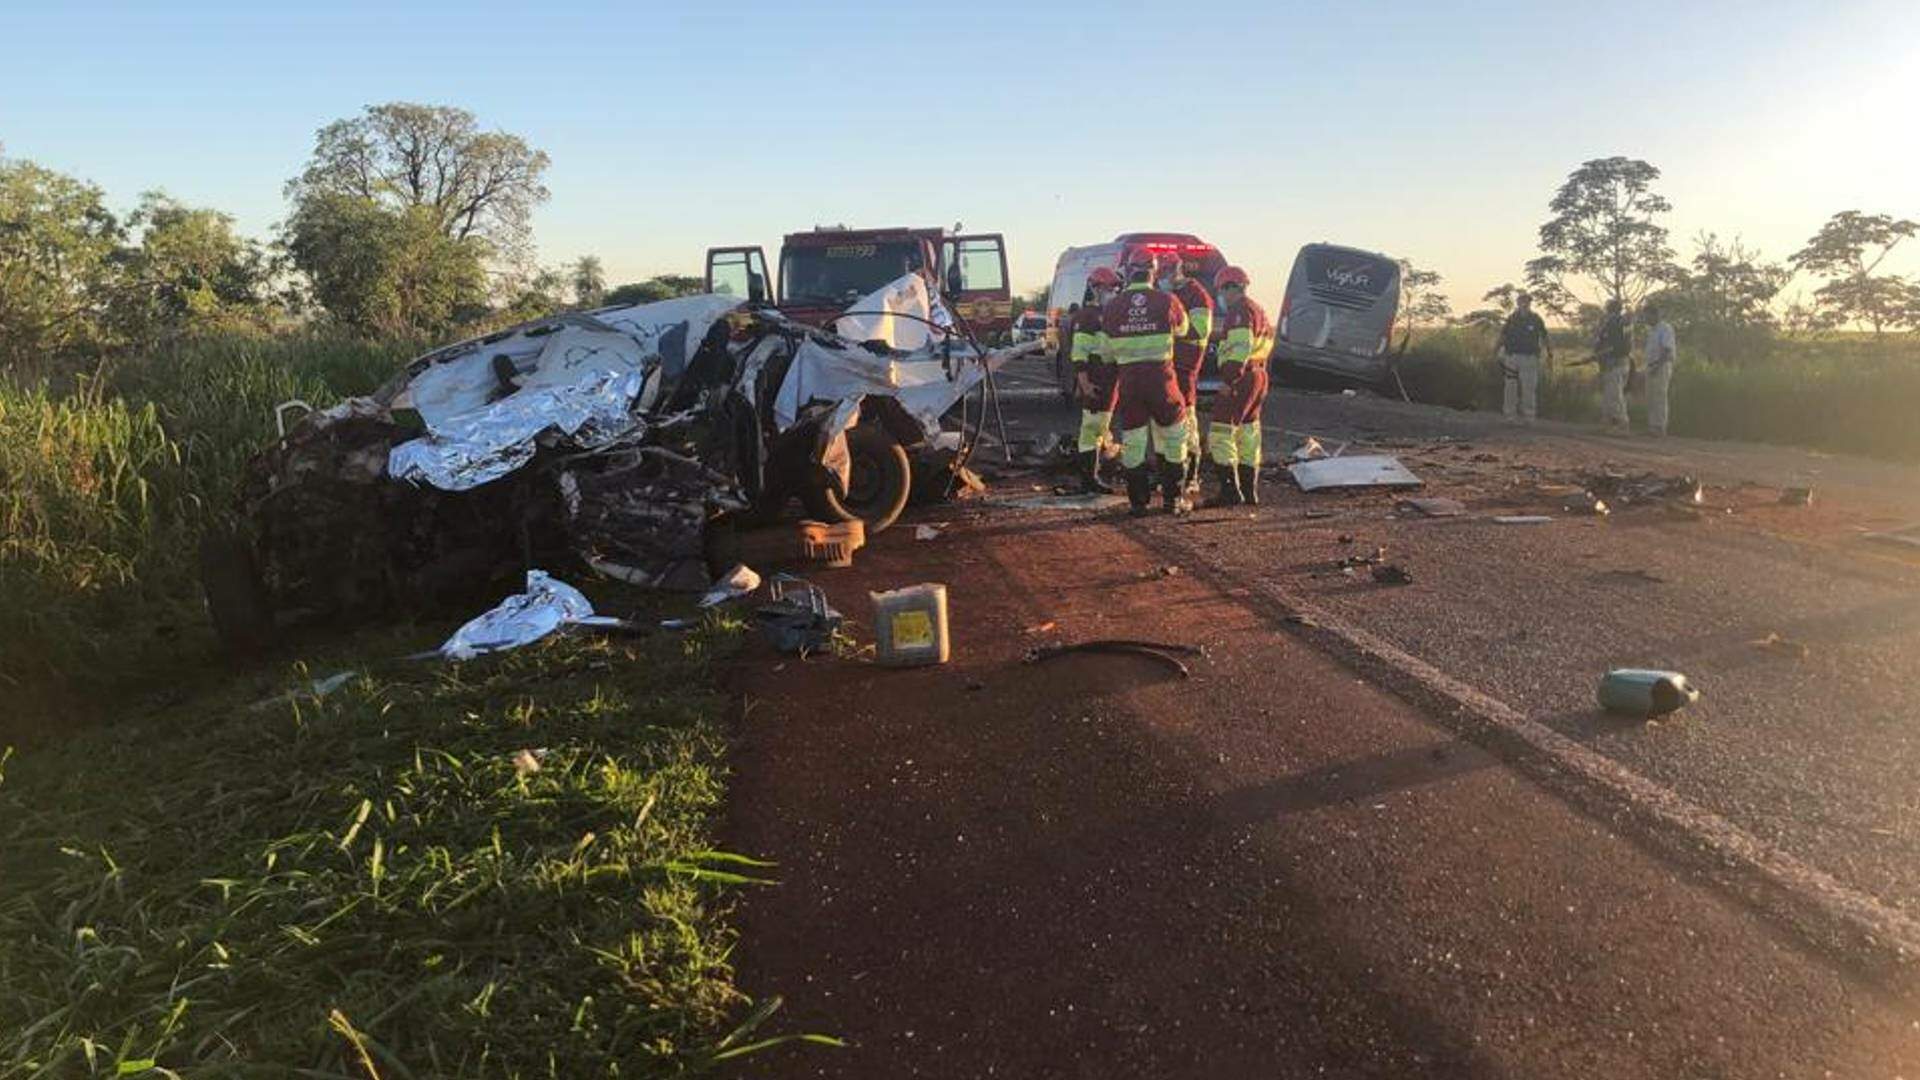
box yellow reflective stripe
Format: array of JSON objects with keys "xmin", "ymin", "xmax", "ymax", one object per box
[
  {"xmin": 1078, "ymin": 410, "xmax": 1112, "ymax": 452},
  {"xmin": 1250, "ymin": 329, "xmax": 1275, "ymax": 364},
  {"xmin": 1234, "ymin": 423, "xmax": 1263, "ymax": 466},
  {"xmin": 1152, "ymin": 417, "xmax": 1191, "ymax": 463},
  {"xmin": 1219, "ymin": 326, "xmax": 1253, "ymax": 365},
  {"xmin": 1070, "ymin": 330, "xmax": 1104, "ymax": 363},
  {"xmin": 1170, "ymin": 304, "xmax": 1190, "ymax": 340},
  {"xmin": 1184, "ymin": 306, "xmax": 1213, "ymax": 342},
  {"xmin": 1119, "ymin": 425, "xmax": 1152, "ymax": 468},
  {"xmin": 1207, "ymin": 422, "xmax": 1238, "ymax": 465},
  {"xmin": 1107, "ymin": 333, "xmax": 1174, "ymax": 364}
]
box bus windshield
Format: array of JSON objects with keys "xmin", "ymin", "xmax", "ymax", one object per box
[{"xmin": 781, "ymin": 241, "xmax": 924, "ymax": 306}]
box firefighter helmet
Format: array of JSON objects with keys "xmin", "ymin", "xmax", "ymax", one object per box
[
  {"xmin": 1214, "ymin": 265, "xmax": 1251, "ymax": 290},
  {"xmin": 1121, "ymin": 247, "xmax": 1160, "ymax": 280},
  {"xmin": 1088, "ymin": 266, "xmax": 1123, "ymax": 289}
]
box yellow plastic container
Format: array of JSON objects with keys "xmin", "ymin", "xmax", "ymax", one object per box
[{"xmin": 871, "ymin": 583, "xmax": 950, "ymax": 667}]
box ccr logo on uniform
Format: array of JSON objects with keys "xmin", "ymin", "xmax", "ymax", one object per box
[{"xmin": 1130, "ymin": 294, "xmax": 1147, "ymax": 308}]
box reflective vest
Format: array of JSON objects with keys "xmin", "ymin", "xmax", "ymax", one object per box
[
  {"xmin": 1069, "ymin": 304, "xmax": 1106, "ymax": 364},
  {"xmin": 1100, "ymin": 284, "xmax": 1189, "ymax": 365},
  {"xmin": 1218, "ymin": 297, "xmax": 1274, "ymax": 369},
  {"xmin": 1171, "ymin": 279, "xmax": 1213, "ymax": 365}
]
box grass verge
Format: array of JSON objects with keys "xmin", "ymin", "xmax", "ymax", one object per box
[{"xmin": 0, "ymin": 614, "xmax": 832, "ymax": 1076}]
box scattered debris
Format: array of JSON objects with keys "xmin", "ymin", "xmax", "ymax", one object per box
[
  {"xmin": 983, "ymin": 492, "xmax": 1127, "ymax": 511},
  {"xmin": 1577, "ymin": 470, "xmax": 1702, "ymax": 507},
  {"xmin": 1866, "ymin": 523, "xmax": 1920, "ymax": 551},
  {"xmin": 1290, "ymin": 437, "xmax": 1329, "ymax": 462},
  {"xmin": 1338, "ymin": 546, "xmax": 1388, "ymax": 569},
  {"xmin": 1290, "ymin": 455, "xmax": 1423, "ymax": 492},
  {"xmin": 1156, "ymin": 564, "xmax": 1182, "ymax": 577},
  {"xmin": 799, "ymin": 519, "xmax": 865, "ymax": 568},
  {"xmin": 698, "ymin": 563, "xmax": 762, "ymax": 608},
  {"xmin": 1304, "ymin": 509, "xmax": 1338, "ymax": 520},
  {"xmin": 439, "ymin": 571, "xmax": 615, "ymax": 660},
  {"xmin": 1779, "ymin": 487, "xmax": 1815, "ymax": 507},
  {"xmin": 248, "ymin": 669, "xmax": 359, "ymax": 713},
  {"xmin": 1023, "ymin": 621, "xmax": 1057, "ymax": 635},
  {"xmin": 1495, "ymin": 515, "xmax": 1554, "ymax": 525},
  {"xmin": 1562, "ymin": 492, "xmax": 1612, "ymax": 517},
  {"xmin": 1337, "ymin": 533, "xmax": 1357, "ymax": 544},
  {"xmin": 913, "ymin": 524, "xmax": 944, "ymax": 541},
  {"xmin": 1024, "ymin": 639, "xmax": 1203, "ymax": 679},
  {"xmin": 1370, "ymin": 564, "xmax": 1414, "ymax": 586},
  {"xmin": 1598, "ymin": 668, "xmax": 1701, "ymax": 718},
  {"xmin": 1591, "ymin": 568, "xmax": 1666, "ymax": 587},
  {"xmin": 1472, "ymin": 453, "xmax": 1501, "ymax": 463},
  {"xmin": 511, "ymin": 748, "xmax": 547, "ymax": 775},
  {"xmin": 872, "ymin": 582, "xmax": 951, "ymax": 666},
  {"xmin": 1396, "ymin": 496, "xmax": 1466, "ymax": 518},
  {"xmin": 754, "ymin": 575, "xmax": 842, "ymax": 655},
  {"xmin": 1749, "ymin": 631, "xmax": 1811, "ymax": 659}
]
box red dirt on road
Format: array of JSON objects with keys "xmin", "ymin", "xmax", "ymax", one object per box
[{"xmin": 723, "ymin": 507, "xmax": 1920, "ymax": 1078}]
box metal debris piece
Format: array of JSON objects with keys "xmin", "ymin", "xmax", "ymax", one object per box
[
  {"xmin": 1598, "ymin": 669, "xmax": 1701, "ymax": 717},
  {"xmin": 1290, "ymin": 455, "xmax": 1422, "ymax": 492},
  {"xmin": 1396, "ymin": 496, "xmax": 1466, "ymax": 517},
  {"xmin": 439, "ymin": 570, "xmax": 604, "ymax": 660},
  {"xmin": 753, "ymin": 574, "xmax": 842, "ymax": 655},
  {"xmin": 1749, "ymin": 631, "xmax": 1810, "ymax": 659},
  {"xmin": 1370, "ymin": 564, "xmax": 1414, "ymax": 586},
  {"xmin": 1495, "ymin": 515, "xmax": 1554, "ymax": 525},
  {"xmin": 1024, "ymin": 639, "xmax": 1203, "ymax": 678},
  {"xmin": 1779, "ymin": 487, "xmax": 1814, "ymax": 507},
  {"xmin": 699, "ymin": 564, "xmax": 762, "ymax": 608}
]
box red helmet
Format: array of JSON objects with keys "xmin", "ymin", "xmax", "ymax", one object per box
[
  {"xmin": 1214, "ymin": 265, "xmax": 1250, "ymax": 290},
  {"xmin": 1088, "ymin": 266, "xmax": 1123, "ymax": 289},
  {"xmin": 1121, "ymin": 247, "xmax": 1160, "ymax": 280}
]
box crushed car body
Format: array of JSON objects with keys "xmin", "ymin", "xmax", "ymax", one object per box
[{"xmin": 203, "ymin": 278, "xmax": 1038, "ymax": 653}]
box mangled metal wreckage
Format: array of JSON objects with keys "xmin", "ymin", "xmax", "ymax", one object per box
[{"xmin": 202, "ymin": 276, "xmax": 1032, "ymax": 652}]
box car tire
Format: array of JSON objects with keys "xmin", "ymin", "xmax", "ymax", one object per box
[
  {"xmin": 801, "ymin": 423, "xmax": 912, "ymax": 535},
  {"xmin": 200, "ymin": 522, "xmax": 277, "ymax": 657}
]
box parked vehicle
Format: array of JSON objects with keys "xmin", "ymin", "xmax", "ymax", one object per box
[
  {"xmin": 1273, "ymin": 243, "xmax": 1403, "ymax": 385},
  {"xmin": 1010, "ymin": 309, "xmax": 1048, "ymax": 344},
  {"xmin": 1043, "ymin": 232, "xmax": 1230, "ymax": 399}
]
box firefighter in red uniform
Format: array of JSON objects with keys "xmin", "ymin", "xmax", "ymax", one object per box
[
  {"xmin": 1102, "ymin": 249, "xmax": 1193, "ymax": 516},
  {"xmin": 1068, "ymin": 267, "xmax": 1124, "ymax": 493},
  {"xmin": 1205, "ymin": 265, "xmax": 1275, "ymax": 506},
  {"xmin": 1159, "ymin": 253, "xmax": 1214, "ymax": 498}
]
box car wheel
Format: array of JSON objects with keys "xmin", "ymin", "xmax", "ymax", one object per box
[{"xmin": 801, "ymin": 423, "xmax": 912, "ymax": 535}]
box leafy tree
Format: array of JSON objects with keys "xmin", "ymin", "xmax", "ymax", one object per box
[
  {"xmin": 603, "ymin": 275, "xmax": 705, "ymax": 306},
  {"xmin": 1394, "ymin": 259, "xmax": 1451, "ymax": 347},
  {"xmin": 570, "ymin": 255, "xmax": 606, "ymax": 308},
  {"xmin": 282, "ymin": 192, "xmax": 487, "ymax": 336},
  {"xmin": 494, "ymin": 266, "xmax": 570, "ymax": 324},
  {"xmin": 112, "ymin": 192, "xmax": 269, "ymax": 341},
  {"xmin": 0, "ymin": 156, "xmax": 123, "ymax": 369},
  {"xmin": 1789, "ymin": 211, "xmax": 1917, "ymax": 335},
  {"xmin": 1647, "ymin": 234, "xmax": 1789, "ymax": 361},
  {"xmin": 287, "ymin": 103, "xmax": 551, "ymax": 264},
  {"xmin": 1460, "ymin": 283, "xmax": 1522, "ymax": 330},
  {"xmin": 1525, "ymin": 157, "xmax": 1676, "ymax": 314}
]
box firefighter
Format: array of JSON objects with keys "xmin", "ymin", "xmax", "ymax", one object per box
[
  {"xmin": 1205, "ymin": 266, "xmax": 1274, "ymax": 506},
  {"xmin": 1102, "ymin": 249, "xmax": 1193, "ymax": 516},
  {"xmin": 1069, "ymin": 267, "xmax": 1124, "ymax": 493},
  {"xmin": 1159, "ymin": 253, "xmax": 1214, "ymax": 497}
]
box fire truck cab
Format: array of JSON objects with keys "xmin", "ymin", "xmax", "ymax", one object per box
[{"xmin": 704, "ymin": 226, "xmax": 1013, "ymax": 339}]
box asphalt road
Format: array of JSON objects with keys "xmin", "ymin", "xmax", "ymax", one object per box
[
  {"xmin": 984, "ymin": 356, "xmax": 1920, "ymax": 918},
  {"xmin": 725, "ymin": 497, "xmax": 1920, "ymax": 1077}
]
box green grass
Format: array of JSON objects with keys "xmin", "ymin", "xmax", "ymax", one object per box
[
  {"xmin": 0, "ymin": 332, "xmax": 415, "ymax": 736},
  {"xmin": 0, "ymin": 616, "xmax": 833, "ymax": 1076},
  {"xmin": 1395, "ymin": 327, "xmax": 1920, "ymax": 460}
]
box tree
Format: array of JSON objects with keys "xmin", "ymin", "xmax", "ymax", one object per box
[
  {"xmin": 570, "ymin": 255, "xmax": 606, "ymax": 308},
  {"xmin": 1525, "ymin": 157, "xmax": 1676, "ymax": 315},
  {"xmin": 1650, "ymin": 233, "xmax": 1790, "ymax": 362},
  {"xmin": 603, "ymin": 275, "xmax": 705, "ymax": 306},
  {"xmin": 112, "ymin": 192, "xmax": 269, "ymax": 341},
  {"xmin": 1460, "ymin": 283, "xmax": 1522, "ymax": 330},
  {"xmin": 494, "ymin": 266, "xmax": 570, "ymax": 324},
  {"xmin": 282, "ymin": 192, "xmax": 488, "ymax": 336},
  {"xmin": 0, "ymin": 156, "xmax": 123, "ymax": 368},
  {"xmin": 1394, "ymin": 259, "xmax": 1451, "ymax": 347},
  {"xmin": 287, "ymin": 102, "xmax": 551, "ymax": 264},
  {"xmin": 1789, "ymin": 211, "xmax": 1918, "ymax": 335}
]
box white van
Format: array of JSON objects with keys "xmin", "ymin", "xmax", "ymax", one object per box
[{"xmin": 1043, "ymin": 234, "xmax": 1230, "ymax": 398}]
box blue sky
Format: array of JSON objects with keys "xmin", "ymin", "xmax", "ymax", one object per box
[{"xmin": 5, "ymin": 0, "xmax": 1917, "ymax": 312}]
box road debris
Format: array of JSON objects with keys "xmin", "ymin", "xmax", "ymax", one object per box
[
  {"xmin": 698, "ymin": 564, "xmax": 762, "ymax": 608},
  {"xmin": 754, "ymin": 575, "xmax": 842, "ymax": 655},
  {"xmin": 511, "ymin": 748, "xmax": 548, "ymax": 775},
  {"xmin": 1598, "ymin": 669, "xmax": 1701, "ymax": 718},
  {"xmin": 248, "ymin": 669, "xmax": 359, "ymax": 713},
  {"xmin": 914, "ymin": 524, "xmax": 945, "ymax": 541},
  {"xmin": 1591, "ymin": 568, "xmax": 1666, "ymax": 587},
  {"xmin": 1562, "ymin": 492, "xmax": 1612, "ymax": 517},
  {"xmin": 1779, "ymin": 487, "xmax": 1815, "ymax": 507},
  {"xmin": 872, "ymin": 583, "xmax": 951, "ymax": 666},
  {"xmin": 1396, "ymin": 496, "xmax": 1466, "ymax": 518},
  {"xmin": 1024, "ymin": 639, "xmax": 1203, "ymax": 678},
  {"xmin": 799, "ymin": 519, "xmax": 865, "ymax": 568},
  {"xmin": 1290, "ymin": 455, "xmax": 1423, "ymax": 492},
  {"xmin": 984, "ymin": 492, "xmax": 1127, "ymax": 511},
  {"xmin": 1749, "ymin": 631, "xmax": 1811, "ymax": 659},
  {"xmin": 1495, "ymin": 515, "xmax": 1554, "ymax": 525},
  {"xmin": 1866, "ymin": 523, "xmax": 1920, "ymax": 550},
  {"xmin": 438, "ymin": 570, "xmax": 615, "ymax": 660},
  {"xmin": 1370, "ymin": 564, "xmax": 1414, "ymax": 586}
]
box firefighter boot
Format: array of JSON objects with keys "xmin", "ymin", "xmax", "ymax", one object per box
[
  {"xmin": 1125, "ymin": 466, "xmax": 1153, "ymax": 517},
  {"xmin": 1238, "ymin": 465, "xmax": 1261, "ymax": 506},
  {"xmin": 1078, "ymin": 450, "xmax": 1113, "ymax": 495},
  {"xmin": 1204, "ymin": 461, "xmax": 1243, "ymax": 508},
  {"xmin": 1161, "ymin": 460, "xmax": 1192, "ymax": 517}
]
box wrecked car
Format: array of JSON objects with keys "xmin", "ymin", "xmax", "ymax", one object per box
[{"xmin": 202, "ymin": 278, "xmax": 1039, "ymax": 654}]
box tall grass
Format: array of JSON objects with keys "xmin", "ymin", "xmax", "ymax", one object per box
[
  {"xmin": 0, "ymin": 333, "xmax": 413, "ymax": 735},
  {"xmin": 1395, "ymin": 327, "xmax": 1920, "ymax": 460},
  {"xmin": 0, "ymin": 617, "xmax": 829, "ymax": 1074}
]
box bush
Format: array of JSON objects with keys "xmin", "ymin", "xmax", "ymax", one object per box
[{"xmin": 0, "ymin": 332, "xmax": 415, "ymax": 736}]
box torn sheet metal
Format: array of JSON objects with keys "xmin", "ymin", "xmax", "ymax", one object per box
[
  {"xmin": 1290, "ymin": 455, "xmax": 1423, "ymax": 492},
  {"xmin": 831, "ymin": 273, "xmax": 955, "ymax": 350},
  {"xmin": 387, "ymin": 296, "xmax": 742, "ymax": 492},
  {"xmin": 438, "ymin": 570, "xmax": 610, "ymax": 660}
]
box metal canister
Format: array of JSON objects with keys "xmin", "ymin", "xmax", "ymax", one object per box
[{"xmin": 1598, "ymin": 669, "xmax": 1701, "ymax": 717}]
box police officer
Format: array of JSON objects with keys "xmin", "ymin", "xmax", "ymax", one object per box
[
  {"xmin": 1160, "ymin": 254, "xmax": 1214, "ymax": 497},
  {"xmin": 1068, "ymin": 267, "xmax": 1124, "ymax": 493},
  {"xmin": 1205, "ymin": 266, "xmax": 1274, "ymax": 506},
  {"xmin": 1102, "ymin": 249, "xmax": 1193, "ymax": 516}
]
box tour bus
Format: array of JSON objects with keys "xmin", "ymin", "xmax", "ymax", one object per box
[
  {"xmin": 1273, "ymin": 243, "xmax": 1403, "ymax": 385},
  {"xmin": 1043, "ymin": 233, "xmax": 1230, "ymax": 398}
]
